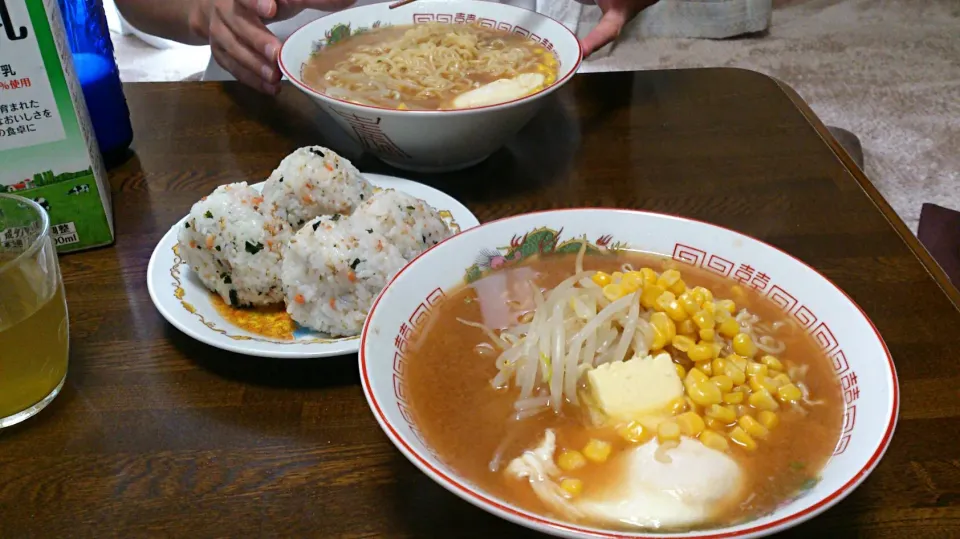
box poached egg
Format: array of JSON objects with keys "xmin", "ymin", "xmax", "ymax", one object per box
[{"xmin": 505, "ymin": 430, "xmax": 745, "ymax": 530}]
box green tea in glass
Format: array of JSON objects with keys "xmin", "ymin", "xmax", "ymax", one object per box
[{"xmin": 0, "ymin": 194, "xmax": 69, "ymax": 427}]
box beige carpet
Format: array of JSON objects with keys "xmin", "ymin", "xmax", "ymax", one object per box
[{"xmin": 110, "ymin": 0, "xmax": 960, "ymax": 232}]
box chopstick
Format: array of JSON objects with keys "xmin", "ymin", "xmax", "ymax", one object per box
[{"xmin": 388, "ymin": 0, "xmax": 418, "ymax": 9}]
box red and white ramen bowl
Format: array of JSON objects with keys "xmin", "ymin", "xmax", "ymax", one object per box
[
  {"xmin": 360, "ymin": 209, "xmax": 899, "ymax": 538},
  {"xmin": 279, "ymin": 0, "xmax": 582, "ymax": 173}
]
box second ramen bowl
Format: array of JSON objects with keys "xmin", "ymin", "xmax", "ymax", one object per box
[
  {"xmin": 279, "ymin": 0, "xmax": 582, "ymax": 173},
  {"xmin": 359, "ymin": 209, "xmax": 899, "ymax": 538}
]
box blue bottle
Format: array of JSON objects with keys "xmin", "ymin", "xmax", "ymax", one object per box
[{"xmin": 56, "ymin": 0, "xmax": 132, "ymax": 161}]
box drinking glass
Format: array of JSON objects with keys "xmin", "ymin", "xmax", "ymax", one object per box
[{"xmin": 0, "ymin": 194, "xmax": 69, "ymax": 428}]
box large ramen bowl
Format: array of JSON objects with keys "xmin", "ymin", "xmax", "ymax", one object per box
[
  {"xmin": 360, "ymin": 209, "xmax": 899, "ymax": 538},
  {"xmin": 279, "ymin": 1, "xmax": 581, "ymax": 173}
]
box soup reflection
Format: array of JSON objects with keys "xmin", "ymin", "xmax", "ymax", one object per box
[{"xmin": 406, "ymin": 251, "xmax": 843, "ymax": 531}]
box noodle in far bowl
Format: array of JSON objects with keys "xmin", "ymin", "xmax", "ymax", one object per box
[{"xmin": 279, "ymin": 1, "xmax": 581, "ymax": 173}]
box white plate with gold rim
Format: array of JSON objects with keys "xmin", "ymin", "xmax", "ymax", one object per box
[{"xmin": 147, "ymin": 173, "xmax": 479, "ymax": 358}]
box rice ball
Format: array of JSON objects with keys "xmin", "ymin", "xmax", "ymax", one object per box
[
  {"xmin": 349, "ymin": 189, "xmax": 452, "ymax": 260},
  {"xmin": 281, "ymin": 192, "xmax": 453, "ymax": 336},
  {"xmin": 261, "ymin": 146, "xmax": 374, "ymax": 230},
  {"xmin": 178, "ymin": 182, "xmax": 289, "ymax": 307}
]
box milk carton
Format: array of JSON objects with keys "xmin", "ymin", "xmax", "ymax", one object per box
[{"xmin": 0, "ymin": 0, "xmax": 113, "ymax": 252}]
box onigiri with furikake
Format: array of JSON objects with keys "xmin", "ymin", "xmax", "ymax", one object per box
[
  {"xmin": 177, "ymin": 182, "xmax": 290, "ymax": 307},
  {"xmin": 281, "ymin": 189, "xmax": 452, "ymax": 337},
  {"xmin": 261, "ymin": 145, "xmax": 375, "ymax": 230}
]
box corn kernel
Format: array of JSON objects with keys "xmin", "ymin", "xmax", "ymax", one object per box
[
  {"xmin": 680, "ymin": 294, "xmax": 700, "ymax": 315},
  {"xmin": 686, "ymin": 368, "xmax": 710, "ymax": 385},
  {"xmin": 649, "ymin": 312, "xmax": 676, "ymax": 349},
  {"xmin": 727, "ymin": 354, "xmax": 748, "ymax": 372},
  {"xmin": 678, "ymin": 319, "xmax": 698, "ymax": 336},
  {"xmin": 773, "ymin": 373, "xmax": 792, "ymax": 386},
  {"xmin": 640, "ymin": 284, "xmax": 665, "ymax": 309},
  {"xmin": 558, "ymin": 449, "xmax": 587, "ymax": 471},
  {"xmin": 583, "ymin": 439, "xmax": 612, "ymax": 463},
  {"xmin": 612, "ymin": 271, "xmax": 623, "ymax": 281},
  {"xmin": 621, "ymin": 273, "xmax": 643, "ymax": 293},
  {"xmin": 676, "ymin": 411, "xmax": 705, "ymax": 436},
  {"xmin": 728, "ymin": 368, "xmax": 747, "ymax": 385},
  {"xmin": 718, "ymin": 318, "xmax": 740, "ymax": 338},
  {"xmin": 701, "ymin": 302, "xmax": 717, "ymax": 317},
  {"xmin": 669, "ymin": 396, "xmax": 688, "ymax": 414},
  {"xmin": 748, "ymin": 389, "xmax": 780, "ymax": 411},
  {"xmin": 657, "ymin": 269, "xmax": 681, "ymax": 289},
  {"xmin": 639, "ymin": 267, "xmax": 658, "ymax": 286},
  {"xmin": 602, "ymin": 283, "xmax": 625, "ymax": 302},
  {"xmin": 699, "ymin": 328, "xmax": 716, "ymax": 341},
  {"xmin": 729, "ymin": 426, "xmax": 758, "ymax": 451},
  {"xmin": 777, "ymin": 383, "xmax": 803, "ymax": 403},
  {"xmin": 734, "ymin": 404, "xmax": 751, "ymax": 417},
  {"xmin": 688, "ymin": 343, "xmax": 714, "ymax": 362},
  {"xmin": 706, "ymin": 403, "xmax": 737, "ymax": 424},
  {"xmin": 757, "ymin": 410, "xmax": 780, "ymax": 429},
  {"xmin": 745, "ymin": 361, "xmax": 768, "ymax": 377},
  {"xmin": 669, "ymin": 279, "xmax": 687, "ymax": 295},
  {"xmin": 711, "ymin": 357, "xmax": 727, "ymax": 373},
  {"xmin": 723, "ymin": 391, "xmax": 744, "ymax": 404},
  {"xmin": 733, "ymin": 333, "xmax": 758, "ymax": 357},
  {"xmin": 699, "ymin": 429, "xmax": 729, "ymax": 451},
  {"xmin": 711, "ymin": 342, "xmax": 724, "ymax": 359},
  {"xmin": 672, "ymin": 335, "xmax": 696, "ymax": 352},
  {"xmin": 657, "ymin": 420, "xmax": 681, "ymax": 443},
  {"xmin": 761, "ymin": 376, "xmax": 781, "ymax": 393},
  {"xmin": 560, "ymin": 478, "xmax": 583, "ymax": 496},
  {"xmin": 690, "ymin": 288, "xmax": 705, "ymax": 305},
  {"xmin": 591, "ymin": 272, "xmax": 612, "ymax": 287},
  {"xmin": 739, "ymin": 415, "xmax": 770, "ymax": 438},
  {"xmin": 716, "ymin": 299, "xmax": 737, "ymax": 314},
  {"xmin": 664, "ymin": 300, "xmax": 689, "ymax": 322},
  {"xmin": 705, "ymin": 417, "xmax": 728, "ymax": 431},
  {"xmin": 655, "ymin": 291, "xmax": 677, "ymax": 312},
  {"xmin": 711, "ymin": 375, "xmax": 734, "ymax": 392},
  {"xmin": 695, "ymin": 286, "xmax": 714, "ymax": 303},
  {"xmin": 694, "ymin": 360, "xmax": 712, "ymax": 376},
  {"xmin": 749, "ymin": 375, "xmax": 780, "ymax": 394},
  {"xmin": 693, "ymin": 310, "xmax": 715, "ymax": 330},
  {"xmin": 617, "ymin": 421, "xmax": 652, "ymax": 443},
  {"xmin": 722, "ymin": 362, "xmax": 747, "ymax": 385},
  {"xmin": 674, "ymin": 363, "xmax": 687, "ymax": 379},
  {"xmin": 687, "ymin": 380, "xmax": 723, "ymax": 406},
  {"xmin": 760, "ymin": 355, "xmax": 783, "ymax": 371}
]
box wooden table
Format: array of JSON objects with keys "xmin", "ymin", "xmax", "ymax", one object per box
[{"xmin": 3, "ymin": 69, "xmax": 959, "ymax": 538}]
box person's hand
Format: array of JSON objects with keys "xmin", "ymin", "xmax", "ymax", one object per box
[
  {"xmin": 189, "ymin": 0, "xmax": 356, "ymax": 94},
  {"xmin": 580, "ymin": 0, "xmax": 659, "ymax": 57}
]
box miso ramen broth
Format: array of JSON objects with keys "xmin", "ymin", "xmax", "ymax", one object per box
[
  {"xmin": 302, "ymin": 23, "xmax": 559, "ymax": 110},
  {"xmin": 405, "ymin": 252, "xmax": 843, "ymax": 531}
]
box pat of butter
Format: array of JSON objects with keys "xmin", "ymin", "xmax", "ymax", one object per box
[
  {"xmin": 452, "ymin": 73, "xmax": 546, "ymax": 109},
  {"xmin": 585, "ymin": 353, "xmax": 683, "ymax": 425}
]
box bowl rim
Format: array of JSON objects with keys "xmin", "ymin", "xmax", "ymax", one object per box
[
  {"xmin": 278, "ymin": 1, "xmax": 584, "ymax": 116},
  {"xmin": 359, "ymin": 207, "xmax": 900, "ymax": 538}
]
